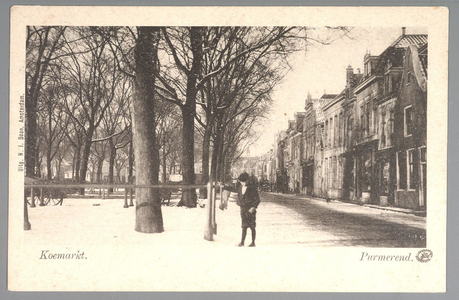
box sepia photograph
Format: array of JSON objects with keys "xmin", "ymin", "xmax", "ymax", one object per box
[{"xmin": 8, "ymin": 6, "xmax": 448, "ymax": 292}]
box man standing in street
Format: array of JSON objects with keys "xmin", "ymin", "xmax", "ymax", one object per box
[{"xmin": 236, "ymin": 172, "xmax": 260, "ymax": 247}]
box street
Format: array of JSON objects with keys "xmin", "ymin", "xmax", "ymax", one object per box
[
  {"xmin": 255, "ymin": 192, "xmax": 426, "ymax": 248},
  {"xmin": 17, "ymin": 190, "xmax": 429, "ymax": 291}
]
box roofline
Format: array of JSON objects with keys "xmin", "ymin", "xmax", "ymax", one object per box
[
  {"xmin": 353, "ymin": 74, "xmax": 381, "ymax": 94},
  {"xmin": 322, "ymin": 94, "xmax": 345, "ymax": 111}
]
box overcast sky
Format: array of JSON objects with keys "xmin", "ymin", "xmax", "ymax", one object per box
[{"xmin": 249, "ymin": 26, "xmax": 428, "ymax": 157}]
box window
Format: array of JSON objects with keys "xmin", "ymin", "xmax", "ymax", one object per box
[
  {"xmin": 325, "ymin": 121, "xmax": 328, "ymax": 148},
  {"xmin": 339, "ymin": 112, "xmax": 343, "ymax": 146},
  {"xmin": 388, "ymin": 110, "xmax": 394, "ymax": 146},
  {"xmin": 420, "ymin": 147, "xmax": 427, "ymax": 163},
  {"xmin": 329, "ymin": 118, "xmax": 333, "ymax": 147},
  {"xmin": 381, "ymin": 112, "xmax": 386, "ymax": 148},
  {"xmin": 334, "ymin": 115, "xmax": 338, "ymax": 147},
  {"xmin": 347, "ymin": 117, "xmax": 354, "ymax": 147},
  {"xmin": 329, "ymin": 157, "xmax": 333, "ymax": 189},
  {"xmin": 384, "ymin": 75, "xmax": 393, "ymax": 94},
  {"xmin": 373, "ymin": 106, "xmax": 378, "ymax": 134},
  {"xmin": 397, "ymin": 151, "xmax": 407, "ymax": 190},
  {"xmin": 404, "ymin": 106, "xmax": 413, "ymax": 136},
  {"xmin": 332, "ymin": 157, "xmax": 337, "ymax": 189},
  {"xmin": 408, "ymin": 149, "xmax": 416, "ymax": 190},
  {"xmin": 406, "ymin": 71, "xmax": 411, "ymax": 85},
  {"xmin": 366, "ymin": 103, "xmax": 371, "ymax": 133}
]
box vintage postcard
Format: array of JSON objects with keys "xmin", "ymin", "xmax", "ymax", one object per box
[{"xmin": 8, "ymin": 6, "xmax": 448, "ymax": 292}]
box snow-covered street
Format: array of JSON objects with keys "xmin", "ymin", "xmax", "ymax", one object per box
[{"xmin": 11, "ymin": 191, "xmax": 428, "ymax": 291}]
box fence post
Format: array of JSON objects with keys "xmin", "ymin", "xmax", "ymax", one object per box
[
  {"xmin": 30, "ymin": 187, "xmax": 35, "ymax": 208},
  {"xmin": 39, "ymin": 187, "xmax": 45, "ymax": 206},
  {"xmin": 212, "ymin": 184, "xmax": 217, "ymax": 235},
  {"xmin": 129, "ymin": 188, "xmax": 134, "ymax": 206},
  {"xmin": 24, "ymin": 194, "xmax": 31, "ymax": 230},
  {"xmin": 102, "ymin": 187, "xmax": 105, "ymax": 200},
  {"xmin": 124, "ymin": 188, "xmax": 129, "ymax": 208},
  {"xmin": 204, "ymin": 180, "xmax": 214, "ymax": 241}
]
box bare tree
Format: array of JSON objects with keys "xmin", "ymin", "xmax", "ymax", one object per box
[
  {"xmin": 60, "ymin": 27, "xmax": 123, "ymax": 193},
  {"xmin": 25, "ymin": 26, "xmax": 66, "ymax": 178},
  {"xmin": 93, "ymin": 74, "xmax": 132, "ymax": 192},
  {"xmin": 36, "ymin": 74, "xmax": 70, "ymax": 180},
  {"xmin": 155, "ymin": 101, "xmax": 181, "ymax": 183}
]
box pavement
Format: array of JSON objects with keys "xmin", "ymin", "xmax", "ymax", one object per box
[{"xmin": 292, "ymin": 193, "xmax": 427, "ymax": 216}]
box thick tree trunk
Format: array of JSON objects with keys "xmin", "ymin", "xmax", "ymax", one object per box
[
  {"xmin": 72, "ymin": 151, "xmax": 76, "ymax": 180},
  {"xmin": 108, "ymin": 139, "xmax": 116, "ymax": 193},
  {"xmin": 57, "ymin": 158, "xmax": 62, "ymax": 181},
  {"xmin": 211, "ymin": 117, "xmax": 223, "ymax": 181},
  {"xmin": 177, "ymin": 27, "xmax": 203, "ymax": 207},
  {"xmin": 201, "ymin": 130, "xmax": 211, "ymax": 183},
  {"xmin": 79, "ymin": 131, "xmax": 93, "ymax": 195},
  {"xmin": 35, "ymin": 144, "xmax": 41, "ymax": 178},
  {"xmin": 97, "ymin": 158, "xmax": 103, "ymax": 183},
  {"xmin": 169, "ymin": 161, "xmax": 174, "ymax": 176},
  {"xmin": 217, "ymin": 134, "xmax": 226, "ymax": 182},
  {"xmin": 128, "ymin": 139, "xmax": 134, "ymax": 183},
  {"xmin": 74, "ymin": 146, "xmax": 81, "ymax": 182},
  {"xmin": 199, "ymin": 124, "xmax": 212, "ymax": 199},
  {"xmin": 46, "ymin": 149, "xmax": 52, "ymax": 180},
  {"xmin": 162, "ymin": 144, "xmax": 167, "ymax": 183},
  {"xmin": 178, "ymin": 106, "xmax": 197, "ymax": 207},
  {"xmin": 133, "ymin": 27, "xmax": 163, "ymax": 233}
]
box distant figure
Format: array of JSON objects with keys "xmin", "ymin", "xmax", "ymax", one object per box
[{"xmin": 236, "ymin": 172, "xmax": 260, "ymax": 247}]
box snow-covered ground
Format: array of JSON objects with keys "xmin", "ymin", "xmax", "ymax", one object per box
[{"xmin": 11, "ymin": 192, "xmax": 430, "ymax": 292}]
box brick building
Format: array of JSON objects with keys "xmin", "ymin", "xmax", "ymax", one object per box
[
  {"xmin": 341, "ymin": 30, "xmax": 427, "ymax": 205},
  {"xmin": 270, "ymin": 29, "xmax": 427, "ymax": 210},
  {"xmin": 393, "ymin": 44, "xmax": 428, "ymax": 209}
]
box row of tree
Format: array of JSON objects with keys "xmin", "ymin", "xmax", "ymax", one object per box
[
  {"xmin": 26, "ymin": 26, "xmax": 350, "ymax": 232},
  {"xmin": 25, "ymin": 27, "xmax": 182, "ymax": 192}
]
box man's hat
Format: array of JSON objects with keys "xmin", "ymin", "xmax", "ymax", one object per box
[{"xmin": 238, "ymin": 172, "xmax": 249, "ymax": 182}]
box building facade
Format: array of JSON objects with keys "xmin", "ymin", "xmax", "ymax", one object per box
[
  {"xmin": 341, "ymin": 31, "xmax": 427, "ymax": 206},
  {"xmin": 393, "ymin": 44, "xmax": 428, "ymax": 209},
  {"xmin": 302, "ymin": 93, "xmax": 317, "ymax": 196},
  {"xmin": 264, "ymin": 29, "xmax": 427, "ymax": 211}
]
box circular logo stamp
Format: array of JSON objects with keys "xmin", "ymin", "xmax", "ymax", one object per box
[{"xmin": 416, "ymin": 249, "xmax": 433, "ymax": 263}]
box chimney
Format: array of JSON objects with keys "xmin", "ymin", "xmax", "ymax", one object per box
[
  {"xmin": 305, "ymin": 91, "xmax": 312, "ymax": 108},
  {"xmin": 402, "ymin": 27, "xmax": 406, "ymax": 36},
  {"xmin": 346, "ymin": 65, "xmax": 354, "ymax": 87}
]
